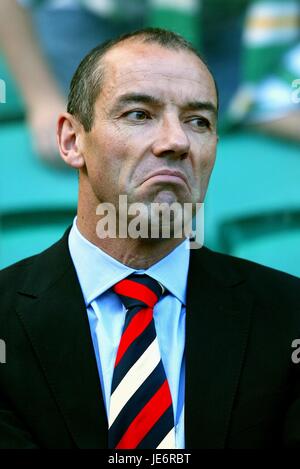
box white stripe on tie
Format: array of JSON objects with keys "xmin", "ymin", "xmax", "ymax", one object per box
[
  {"xmin": 109, "ymin": 338, "xmax": 161, "ymax": 428},
  {"xmin": 157, "ymin": 428, "xmax": 176, "ymax": 449}
]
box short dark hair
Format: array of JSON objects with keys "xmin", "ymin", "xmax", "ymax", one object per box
[{"xmin": 67, "ymin": 27, "xmax": 218, "ymax": 132}]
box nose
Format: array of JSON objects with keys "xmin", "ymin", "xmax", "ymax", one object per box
[{"xmin": 151, "ymin": 114, "xmax": 190, "ymax": 159}]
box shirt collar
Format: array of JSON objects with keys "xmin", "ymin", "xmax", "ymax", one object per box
[{"xmin": 68, "ymin": 217, "xmax": 190, "ymax": 307}]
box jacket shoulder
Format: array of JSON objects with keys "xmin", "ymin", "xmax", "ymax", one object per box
[
  {"xmin": 200, "ymin": 246, "xmax": 300, "ymax": 307},
  {"xmin": 0, "ymin": 255, "xmax": 36, "ymax": 291},
  {"xmin": 0, "ymin": 228, "xmax": 71, "ymax": 306}
]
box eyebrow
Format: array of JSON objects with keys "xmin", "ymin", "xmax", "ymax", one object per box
[
  {"xmin": 184, "ymin": 100, "xmax": 218, "ymax": 116},
  {"xmin": 111, "ymin": 93, "xmax": 218, "ymax": 117}
]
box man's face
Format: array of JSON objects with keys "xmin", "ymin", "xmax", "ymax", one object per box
[{"xmin": 79, "ymin": 41, "xmax": 218, "ymax": 214}]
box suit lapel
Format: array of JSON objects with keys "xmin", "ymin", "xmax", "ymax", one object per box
[
  {"xmin": 14, "ymin": 229, "xmax": 252, "ymax": 449},
  {"xmin": 15, "ymin": 229, "xmax": 107, "ymax": 448},
  {"xmin": 185, "ymin": 246, "xmax": 252, "ymax": 448}
]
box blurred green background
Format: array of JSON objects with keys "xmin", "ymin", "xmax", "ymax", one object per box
[{"xmin": 0, "ymin": 0, "xmax": 299, "ymax": 276}]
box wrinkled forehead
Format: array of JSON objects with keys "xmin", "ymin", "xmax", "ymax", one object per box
[{"xmin": 100, "ymin": 41, "xmax": 217, "ymax": 104}]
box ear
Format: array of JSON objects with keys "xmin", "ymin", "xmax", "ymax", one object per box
[{"xmin": 57, "ymin": 112, "xmax": 85, "ymax": 168}]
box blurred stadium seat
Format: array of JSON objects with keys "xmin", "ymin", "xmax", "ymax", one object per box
[
  {"xmin": 0, "ymin": 55, "xmax": 25, "ymax": 121},
  {"xmin": 0, "ymin": 122, "xmax": 77, "ymax": 268},
  {"xmin": 205, "ymin": 131, "xmax": 300, "ymax": 277},
  {"xmin": 221, "ymin": 210, "xmax": 300, "ymax": 277}
]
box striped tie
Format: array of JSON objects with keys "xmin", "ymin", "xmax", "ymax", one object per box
[{"xmin": 108, "ymin": 274, "xmax": 176, "ymax": 449}]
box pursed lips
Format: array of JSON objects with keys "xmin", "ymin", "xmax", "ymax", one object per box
[{"xmin": 141, "ymin": 169, "xmax": 190, "ymax": 190}]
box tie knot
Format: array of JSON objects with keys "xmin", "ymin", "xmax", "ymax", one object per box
[{"xmin": 113, "ymin": 274, "xmax": 164, "ymax": 310}]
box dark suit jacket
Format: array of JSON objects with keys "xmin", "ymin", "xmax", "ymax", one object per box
[{"xmin": 1, "ymin": 228, "xmax": 300, "ymax": 449}]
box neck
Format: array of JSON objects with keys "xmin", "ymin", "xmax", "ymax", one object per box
[{"xmin": 76, "ymin": 212, "xmax": 186, "ymax": 269}]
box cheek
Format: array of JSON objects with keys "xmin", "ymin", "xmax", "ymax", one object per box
[
  {"xmin": 101, "ymin": 126, "xmax": 137, "ymax": 167},
  {"xmin": 194, "ymin": 138, "xmax": 217, "ymax": 176},
  {"xmin": 202, "ymin": 150, "xmax": 216, "ymax": 176},
  {"xmin": 108, "ymin": 134, "xmax": 149, "ymax": 190},
  {"xmin": 93, "ymin": 138, "xmax": 139, "ymax": 199},
  {"xmin": 193, "ymin": 138, "xmax": 217, "ymax": 197},
  {"xmin": 83, "ymin": 142, "xmax": 121, "ymax": 200}
]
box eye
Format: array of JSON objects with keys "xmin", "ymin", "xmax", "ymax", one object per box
[
  {"xmin": 187, "ymin": 117, "xmax": 210, "ymax": 129},
  {"xmin": 123, "ymin": 110, "xmax": 150, "ymax": 121}
]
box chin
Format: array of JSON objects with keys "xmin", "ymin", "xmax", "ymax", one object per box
[
  {"xmin": 150, "ymin": 185, "xmax": 195, "ymax": 204},
  {"xmin": 151, "ymin": 190, "xmax": 180, "ymax": 205}
]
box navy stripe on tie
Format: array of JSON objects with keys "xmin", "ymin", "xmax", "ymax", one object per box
[
  {"xmin": 124, "ymin": 275, "xmax": 162, "ymax": 298},
  {"xmin": 111, "ymin": 322, "xmax": 156, "ymax": 393},
  {"xmin": 122, "ymin": 304, "xmax": 147, "ymax": 333},
  {"xmin": 137, "ymin": 405, "xmax": 174, "ymax": 449},
  {"xmin": 109, "ymin": 362, "xmax": 166, "ymax": 447}
]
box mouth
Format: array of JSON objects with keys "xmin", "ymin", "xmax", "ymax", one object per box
[{"xmin": 141, "ymin": 169, "xmax": 190, "ymax": 190}]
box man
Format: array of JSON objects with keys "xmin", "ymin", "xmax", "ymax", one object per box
[{"xmin": 0, "ymin": 28, "xmax": 300, "ymax": 449}]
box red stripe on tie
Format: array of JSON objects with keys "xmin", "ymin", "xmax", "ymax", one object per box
[
  {"xmin": 114, "ymin": 279, "xmax": 158, "ymax": 308},
  {"xmin": 115, "ymin": 380, "xmax": 172, "ymax": 449},
  {"xmin": 115, "ymin": 307, "xmax": 153, "ymax": 367}
]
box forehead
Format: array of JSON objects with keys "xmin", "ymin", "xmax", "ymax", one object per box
[{"xmin": 99, "ymin": 41, "xmax": 217, "ymax": 106}]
